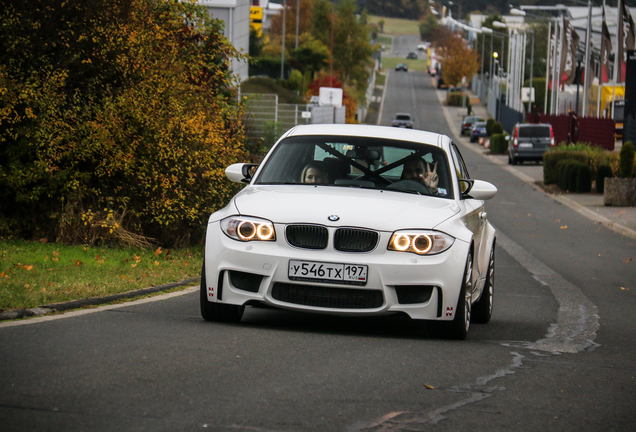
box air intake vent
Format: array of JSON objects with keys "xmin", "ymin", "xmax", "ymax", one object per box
[
  {"xmin": 334, "ymin": 228, "xmax": 378, "ymax": 252},
  {"xmin": 272, "ymin": 283, "xmax": 383, "ymax": 309},
  {"xmin": 286, "ymin": 225, "xmax": 328, "ymax": 249}
]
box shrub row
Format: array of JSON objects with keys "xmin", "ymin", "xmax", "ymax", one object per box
[
  {"xmin": 489, "ymin": 133, "xmax": 508, "ymax": 154},
  {"xmin": 556, "ymin": 161, "xmax": 592, "ymax": 193},
  {"xmin": 486, "ymin": 118, "xmax": 503, "ymax": 136},
  {"xmin": 543, "ymin": 150, "xmax": 590, "ymax": 184}
]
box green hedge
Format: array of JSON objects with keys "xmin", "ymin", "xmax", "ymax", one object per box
[
  {"xmin": 489, "ymin": 133, "xmax": 508, "ymax": 154},
  {"xmin": 556, "ymin": 160, "xmax": 591, "ymax": 193},
  {"xmin": 596, "ymin": 165, "xmax": 613, "ymax": 193},
  {"xmin": 543, "ymin": 151, "xmax": 590, "ymax": 184},
  {"xmin": 619, "ymin": 141, "xmax": 635, "ymax": 178},
  {"xmin": 446, "ymin": 92, "xmax": 464, "ymax": 106}
]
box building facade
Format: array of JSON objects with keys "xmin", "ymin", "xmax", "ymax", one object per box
[{"xmin": 198, "ymin": 0, "xmax": 250, "ymax": 82}]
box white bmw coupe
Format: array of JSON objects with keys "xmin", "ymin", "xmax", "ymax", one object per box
[{"xmin": 201, "ymin": 124, "xmax": 497, "ymax": 339}]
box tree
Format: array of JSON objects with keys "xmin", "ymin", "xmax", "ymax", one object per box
[
  {"xmin": 0, "ymin": 0, "xmax": 248, "ymax": 246},
  {"xmin": 435, "ymin": 31, "xmax": 480, "ymax": 87},
  {"xmin": 311, "ymin": 0, "xmax": 373, "ymax": 104},
  {"xmin": 419, "ymin": 13, "xmax": 438, "ymax": 41}
]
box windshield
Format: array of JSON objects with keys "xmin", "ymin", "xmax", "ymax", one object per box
[
  {"xmin": 518, "ymin": 126, "xmax": 551, "ymax": 138},
  {"xmin": 255, "ymin": 135, "xmax": 454, "ymax": 198}
]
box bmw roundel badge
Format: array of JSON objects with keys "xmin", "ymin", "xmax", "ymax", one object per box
[{"xmin": 328, "ymin": 215, "xmax": 340, "ymax": 221}]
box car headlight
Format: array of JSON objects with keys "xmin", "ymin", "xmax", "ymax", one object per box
[
  {"xmin": 388, "ymin": 231, "xmax": 454, "ymax": 255},
  {"xmin": 221, "ymin": 216, "xmax": 276, "ymax": 242}
]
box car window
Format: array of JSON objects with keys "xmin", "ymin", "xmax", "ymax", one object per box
[
  {"xmin": 255, "ymin": 135, "xmax": 454, "ymax": 198},
  {"xmin": 518, "ymin": 126, "xmax": 551, "ymax": 138},
  {"xmin": 450, "ymin": 143, "xmax": 470, "ymax": 194},
  {"xmin": 395, "ymin": 114, "xmax": 411, "ymax": 121}
]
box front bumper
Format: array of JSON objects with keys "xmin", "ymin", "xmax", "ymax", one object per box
[{"xmin": 203, "ymin": 221, "xmax": 470, "ymax": 321}]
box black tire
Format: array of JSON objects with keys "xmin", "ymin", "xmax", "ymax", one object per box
[
  {"xmin": 437, "ymin": 252, "xmax": 473, "ymax": 340},
  {"xmin": 472, "ymin": 242, "xmax": 495, "ymax": 324},
  {"xmin": 200, "ymin": 265, "xmax": 245, "ymax": 323},
  {"xmin": 508, "ymin": 153, "xmax": 512, "ymax": 165}
]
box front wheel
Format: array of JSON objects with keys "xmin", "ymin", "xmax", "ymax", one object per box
[
  {"xmin": 472, "ymin": 242, "xmax": 495, "ymax": 324},
  {"xmin": 437, "ymin": 252, "xmax": 473, "ymax": 340},
  {"xmin": 200, "ymin": 265, "xmax": 245, "ymax": 323}
]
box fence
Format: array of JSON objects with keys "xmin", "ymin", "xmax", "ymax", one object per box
[
  {"xmin": 241, "ymin": 93, "xmax": 346, "ymax": 143},
  {"xmin": 526, "ymin": 113, "xmax": 616, "ymax": 150}
]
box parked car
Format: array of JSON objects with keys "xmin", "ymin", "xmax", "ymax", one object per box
[
  {"xmin": 508, "ymin": 123, "xmax": 555, "ymax": 165},
  {"xmin": 407, "ymin": 52, "xmax": 418, "ymax": 59},
  {"xmin": 395, "ymin": 63, "xmax": 408, "ymax": 72},
  {"xmin": 470, "ymin": 121, "xmax": 488, "ymax": 143},
  {"xmin": 391, "ymin": 113, "xmax": 414, "ymax": 128},
  {"xmin": 201, "ymin": 124, "xmax": 498, "ymax": 340},
  {"xmin": 460, "ymin": 115, "xmax": 484, "ymax": 136}
]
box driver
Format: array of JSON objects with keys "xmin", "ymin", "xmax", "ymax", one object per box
[{"xmin": 401, "ymin": 156, "xmax": 439, "ymax": 194}]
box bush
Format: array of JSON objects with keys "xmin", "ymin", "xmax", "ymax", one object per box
[
  {"xmin": 619, "ymin": 141, "xmax": 635, "ymax": 178},
  {"xmin": 491, "ymin": 122, "xmax": 504, "ymax": 135},
  {"xmin": 576, "ymin": 164, "xmax": 592, "ymax": 193},
  {"xmin": 486, "ymin": 118, "xmax": 497, "ymax": 136},
  {"xmin": 0, "ymin": 0, "xmax": 248, "ymax": 246},
  {"xmin": 596, "ymin": 165, "xmax": 613, "ymax": 193},
  {"xmin": 556, "ymin": 161, "xmax": 591, "ymax": 192},
  {"xmin": 544, "ymin": 150, "xmax": 589, "ymax": 184},
  {"xmin": 445, "ymin": 92, "xmax": 464, "ymax": 106},
  {"xmin": 489, "ymin": 133, "xmax": 508, "ymax": 154}
]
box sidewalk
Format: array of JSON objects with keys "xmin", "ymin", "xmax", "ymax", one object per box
[{"xmin": 439, "ymin": 86, "xmax": 636, "ymax": 241}]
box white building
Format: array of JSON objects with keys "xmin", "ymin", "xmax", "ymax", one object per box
[{"xmin": 198, "ymin": 0, "xmax": 250, "ymax": 82}]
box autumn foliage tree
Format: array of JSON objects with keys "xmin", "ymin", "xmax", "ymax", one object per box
[
  {"xmin": 434, "ymin": 27, "xmax": 480, "ymax": 88},
  {"xmin": 0, "ymin": 0, "xmax": 248, "ymax": 247}
]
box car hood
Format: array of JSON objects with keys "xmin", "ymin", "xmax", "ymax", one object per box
[{"xmin": 230, "ymin": 185, "xmax": 460, "ymax": 231}]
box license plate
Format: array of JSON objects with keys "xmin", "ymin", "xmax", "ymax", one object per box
[
  {"xmin": 519, "ymin": 143, "xmax": 533, "ymax": 148},
  {"xmin": 288, "ymin": 260, "xmax": 368, "ymax": 285}
]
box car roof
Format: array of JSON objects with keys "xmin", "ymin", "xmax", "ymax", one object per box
[
  {"xmin": 517, "ymin": 123, "xmax": 551, "ymax": 127},
  {"xmin": 282, "ymin": 124, "xmax": 449, "ymax": 149}
]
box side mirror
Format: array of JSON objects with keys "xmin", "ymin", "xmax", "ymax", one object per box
[
  {"xmin": 225, "ymin": 163, "xmax": 259, "ymax": 183},
  {"xmin": 460, "ymin": 179, "xmax": 497, "ymax": 200}
]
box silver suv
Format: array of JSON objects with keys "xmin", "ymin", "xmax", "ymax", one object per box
[{"xmin": 508, "ymin": 123, "xmax": 554, "ymax": 165}]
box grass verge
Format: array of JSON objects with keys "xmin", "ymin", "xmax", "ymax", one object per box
[
  {"xmin": 369, "ymin": 16, "xmax": 420, "ymax": 36},
  {"xmin": 0, "ymin": 239, "xmax": 203, "ymax": 311}
]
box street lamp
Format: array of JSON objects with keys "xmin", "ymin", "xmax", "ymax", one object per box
[{"xmin": 447, "ymin": 1, "xmax": 461, "ymax": 20}]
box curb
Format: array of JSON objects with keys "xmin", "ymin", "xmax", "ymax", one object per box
[{"xmin": 0, "ymin": 277, "xmax": 200, "ymax": 322}]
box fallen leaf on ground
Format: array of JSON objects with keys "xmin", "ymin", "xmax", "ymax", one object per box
[
  {"xmin": 560, "ymin": 226, "xmax": 568, "ymax": 229},
  {"xmin": 23, "ymin": 265, "xmax": 34, "ymax": 271},
  {"xmin": 154, "ymin": 247, "xmax": 162, "ymax": 256},
  {"xmin": 623, "ymin": 258, "xmax": 632, "ymax": 263},
  {"xmin": 621, "ymin": 287, "xmax": 630, "ymax": 291},
  {"xmin": 75, "ymin": 260, "xmax": 83, "ymax": 266},
  {"xmin": 133, "ymin": 255, "xmax": 141, "ymax": 261},
  {"xmin": 424, "ymin": 384, "xmax": 435, "ymax": 389}
]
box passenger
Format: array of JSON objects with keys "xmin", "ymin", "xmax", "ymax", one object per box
[
  {"xmin": 301, "ymin": 162, "xmax": 326, "ymax": 184},
  {"xmin": 401, "ymin": 157, "xmax": 439, "ymax": 194}
]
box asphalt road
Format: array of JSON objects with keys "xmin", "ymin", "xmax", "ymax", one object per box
[{"xmin": 1, "ymin": 39, "xmax": 635, "ymax": 431}]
